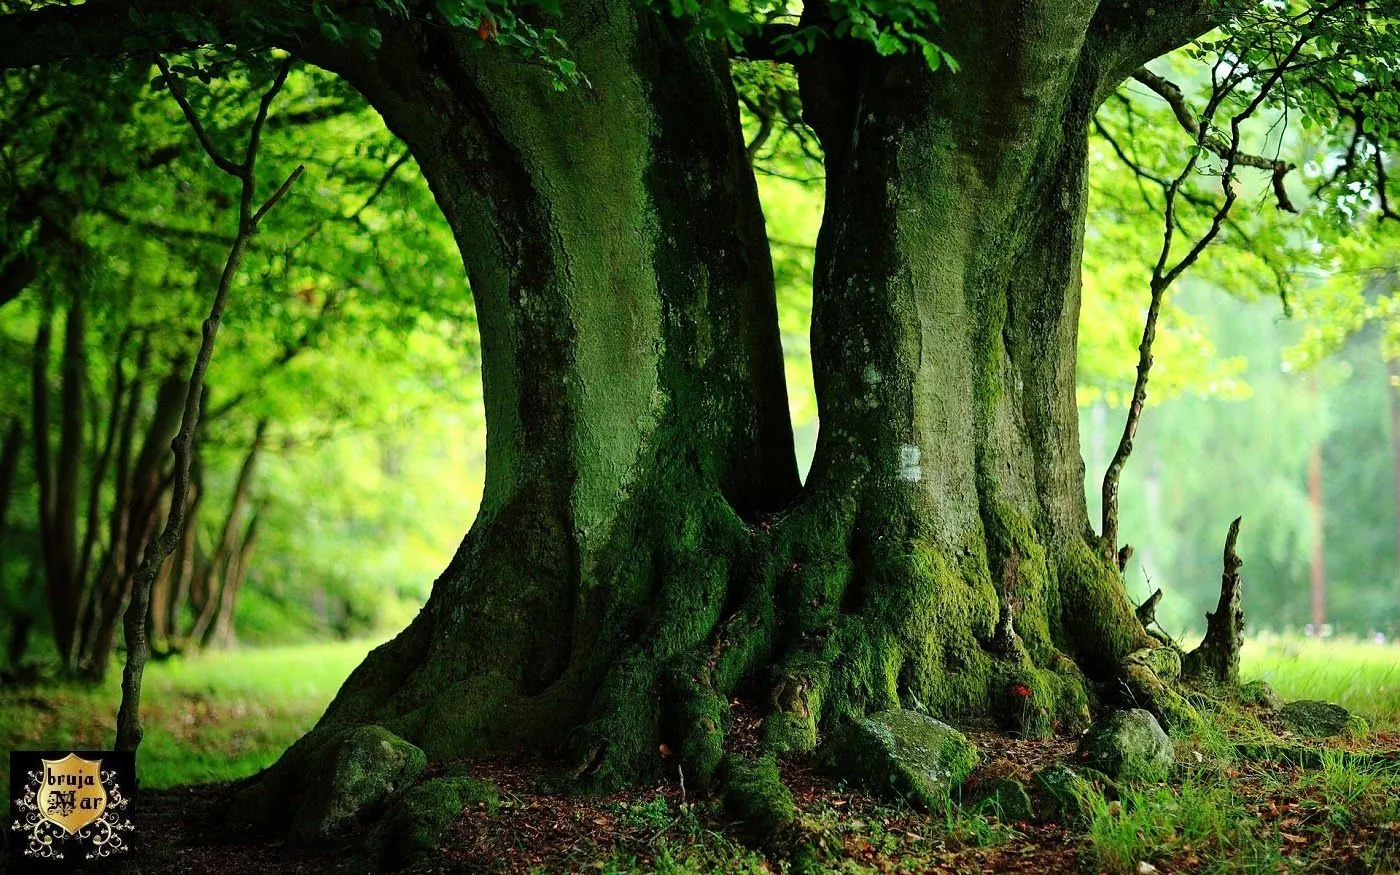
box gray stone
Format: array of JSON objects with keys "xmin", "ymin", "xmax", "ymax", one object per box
[
  {"xmin": 1279, "ymin": 700, "xmax": 1352, "ymax": 738},
  {"xmin": 823, "ymin": 709, "xmax": 978, "ymax": 808},
  {"xmin": 1076, "ymin": 709, "xmax": 1173, "ymax": 783}
]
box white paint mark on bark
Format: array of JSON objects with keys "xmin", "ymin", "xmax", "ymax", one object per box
[{"xmin": 899, "ymin": 444, "xmax": 922, "ymax": 483}]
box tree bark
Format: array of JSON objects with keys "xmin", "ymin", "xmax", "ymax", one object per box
[
  {"xmin": 82, "ymin": 366, "xmax": 186, "ymax": 679},
  {"xmin": 218, "ymin": 3, "xmax": 1220, "ymax": 838}
]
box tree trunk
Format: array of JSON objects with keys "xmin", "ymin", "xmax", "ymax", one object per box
[
  {"xmin": 232, "ymin": 3, "xmax": 798, "ymax": 824},
  {"xmin": 230, "ymin": 0, "xmax": 1205, "ymax": 839},
  {"xmin": 190, "ymin": 420, "xmax": 265, "ymax": 647},
  {"xmin": 210, "ymin": 510, "xmax": 259, "ymax": 649},
  {"xmin": 82, "ymin": 365, "xmax": 185, "ymax": 679}
]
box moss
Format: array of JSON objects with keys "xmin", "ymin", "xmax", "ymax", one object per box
[
  {"xmin": 720, "ymin": 753, "xmax": 797, "ymax": 842},
  {"xmin": 375, "ymin": 776, "xmax": 498, "ymax": 867},
  {"xmin": 1076, "ymin": 709, "xmax": 1174, "ymax": 783},
  {"xmin": 973, "ymin": 778, "xmax": 1035, "ymax": 822},
  {"xmin": 1055, "ymin": 539, "xmax": 1154, "ymax": 673},
  {"xmin": 672, "ymin": 674, "xmax": 727, "ymax": 788},
  {"xmin": 286, "ymin": 726, "xmax": 427, "ymax": 845},
  {"xmin": 1124, "ymin": 646, "xmax": 1182, "ymax": 683},
  {"xmin": 823, "ymin": 709, "xmax": 978, "ymax": 809},
  {"xmin": 1279, "ymin": 700, "xmax": 1355, "ymax": 739}
]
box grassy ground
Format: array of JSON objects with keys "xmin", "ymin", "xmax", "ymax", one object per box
[
  {"xmin": 1243, "ymin": 634, "xmax": 1400, "ymax": 732},
  {"xmin": 3, "ymin": 635, "xmax": 1399, "ymax": 872},
  {"xmin": 0, "ymin": 638, "xmax": 374, "ymax": 790}
]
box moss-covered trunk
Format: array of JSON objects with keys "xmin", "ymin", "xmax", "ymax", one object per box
[
  {"xmin": 234, "ymin": 1, "xmax": 1200, "ymax": 841},
  {"xmin": 752, "ymin": 15, "xmax": 1174, "ymax": 748},
  {"xmin": 233, "ymin": 0, "xmax": 800, "ymax": 816}
]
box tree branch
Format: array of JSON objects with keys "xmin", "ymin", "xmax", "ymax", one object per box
[
  {"xmin": 1132, "ymin": 67, "xmax": 1298, "ymax": 212},
  {"xmin": 114, "ymin": 58, "xmax": 303, "ymax": 753}
]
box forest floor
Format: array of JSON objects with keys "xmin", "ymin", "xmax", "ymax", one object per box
[{"xmin": 2, "ymin": 635, "xmax": 1399, "ymax": 873}]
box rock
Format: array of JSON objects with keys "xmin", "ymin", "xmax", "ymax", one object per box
[
  {"xmin": 1124, "ymin": 646, "xmax": 1182, "ymax": 682},
  {"xmin": 288, "ymin": 726, "xmax": 428, "ymax": 843},
  {"xmin": 1239, "ymin": 679, "xmax": 1282, "ymax": 711},
  {"xmin": 973, "ymin": 778, "xmax": 1034, "ymax": 822},
  {"xmin": 1279, "ymin": 700, "xmax": 1352, "ymax": 738},
  {"xmin": 376, "ymin": 775, "xmax": 498, "ymax": 866},
  {"xmin": 1076, "ymin": 709, "xmax": 1173, "ymax": 783},
  {"xmin": 823, "ymin": 709, "xmax": 978, "ymax": 808},
  {"xmin": 1032, "ymin": 764, "xmax": 1111, "ymax": 826}
]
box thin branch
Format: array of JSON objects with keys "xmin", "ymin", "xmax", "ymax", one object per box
[
  {"xmin": 1100, "ymin": 18, "xmax": 1323, "ymax": 560},
  {"xmin": 114, "ymin": 57, "xmax": 303, "ymax": 753},
  {"xmin": 1132, "ymin": 67, "xmax": 1297, "ymax": 212}
]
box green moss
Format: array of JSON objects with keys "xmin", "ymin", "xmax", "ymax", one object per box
[
  {"xmin": 673, "ymin": 675, "xmax": 727, "ymax": 788},
  {"xmin": 720, "ymin": 753, "xmax": 797, "ymax": 842},
  {"xmin": 286, "ymin": 725, "xmax": 427, "ymax": 844},
  {"xmin": 1055, "ymin": 539, "xmax": 1154, "ymax": 673},
  {"xmin": 823, "ymin": 709, "xmax": 978, "ymax": 809},
  {"xmin": 376, "ymin": 776, "xmax": 499, "ymax": 867}
]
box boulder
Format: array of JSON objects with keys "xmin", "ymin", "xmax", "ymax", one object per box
[
  {"xmin": 288, "ymin": 725, "xmax": 428, "ymax": 843},
  {"xmin": 1076, "ymin": 709, "xmax": 1173, "ymax": 783},
  {"xmin": 1279, "ymin": 700, "xmax": 1352, "ymax": 738},
  {"xmin": 1033, "ymin": 764, "xmax": 1112, "ymax": 826},
  {"xmin": 823, "ymin": 709, "xmax": 978, "ymax": 808}
]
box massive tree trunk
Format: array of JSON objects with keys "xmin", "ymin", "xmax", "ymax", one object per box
[
  {"xmin": 0, "ymin": 0, "xmax": 1221, "ymax": 841},
  {"xmin": 227, "ymin": 0, "xmax": 802, "ymax": 812},
  {"xmin": 750, "ymin": 8, "xmax": 1170, "ymax": 747}
]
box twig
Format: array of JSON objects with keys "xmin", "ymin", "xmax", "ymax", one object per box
[{"xmin": 114, "ymin": 55, "xmax": 303, "ymax": 753}]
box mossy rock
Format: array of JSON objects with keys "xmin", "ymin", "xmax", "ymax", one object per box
[
  {"xmin": 288, "ymin": 725, "xmax": 427, "ymax": 844},
  {"xmin": 1279, "ymin": 700, "xmax": 1352, "ymax": 738},
  {"xmin": 375, "ymin": 776, "xmax": 499, "ymax": 867},
  {"xmin": 719, "ymin": 753, "xmax": 797, "ymax": 841},
  {"xmin": 1124, "ymin": 646, "xmax": 1182, "ymax": 682},
  {"xmin": 822, "ymin": 709, "xmax": 977, "ymax": 809},
  {"xmin": 1032, "ymin": 764, "xmax": 1103, "ymax": 826},
  {"xmin": 1075, "ymin": 709, "xmax": 1172, "ymax": 783},
  {"xmin": 1239, "ymin": 680, "xmax": 1282, "ymax": 711},
  {"xmin": 972, "ymin": 778, "xmax": 1034, "ymax": 822}
]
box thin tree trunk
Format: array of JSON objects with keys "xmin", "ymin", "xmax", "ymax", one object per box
[
  {"xmin": 189, "ymin": 419, "xmax": 267, "ymax": 646},
  {"xmin": 82, "ymin": 365, "xmax": 188, "ymax": 678},
  {"xmin": 1309, "ymin": 427, "xmax": 1326, "ymax": 632},
  {"xmin": 1388, "ymin": 356, "xmax": 1400, "ymax": 600},
  {"xmin": 0, "ymin": 418, "xmax": 21, "ymax": 538},
  {"xmin": 115, "ymin": 57, "xmax": 302, "ymax": 752},
  {"xmin": 210, "ymin": 510, "xmax": 259, "ymax": 649}
]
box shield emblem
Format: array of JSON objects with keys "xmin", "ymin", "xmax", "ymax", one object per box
[{"xmin": 36, "ymin": 754, "xmax": 107, "ymax": 835}]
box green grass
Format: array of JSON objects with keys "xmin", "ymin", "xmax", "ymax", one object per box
[
  {"xmin": 0, "ymin": 638, "xmax": 377, "ymax": 790},
  {"xmin": 1241, "ymin": 633, "xmax": 1400, "ymax": 731}
]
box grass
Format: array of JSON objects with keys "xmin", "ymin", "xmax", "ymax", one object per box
[
  {"xmin": 0, "ymin": 638, "xmax": 376, "ymax": 790},
  {"xmin": 1241, "ymin": 633, "xmax": 1400, "ymax": 731}
]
